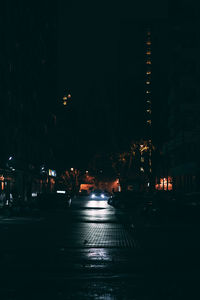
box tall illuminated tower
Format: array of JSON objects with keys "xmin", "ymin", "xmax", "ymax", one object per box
[{"xmin": 145, "ymin": 29, "xmax": 153, "ymax": 177}]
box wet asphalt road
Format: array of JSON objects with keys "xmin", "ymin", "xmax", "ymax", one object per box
[{"xmin": 0, "ymin": 196, "xmax": 200, "ymax": 299}]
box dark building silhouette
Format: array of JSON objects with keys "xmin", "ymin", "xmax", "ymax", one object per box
[
  {"xmin": 160, "ymin": 2, "xmax": 200, "ymax": 192},
  {"xmin": 0, "ymin": 2, "xmax": 58, "ymax": 197},
  {"xmin": 0, "ymin": 2, "xmax": 58, "ymax": 166}
]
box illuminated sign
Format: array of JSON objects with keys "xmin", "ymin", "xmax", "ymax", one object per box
[{"xmin": 49, "ymin": 169, "xmax": 56, "ymax": 177}]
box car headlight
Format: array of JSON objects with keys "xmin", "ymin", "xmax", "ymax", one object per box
[
  {"xmin": 101, "ymin": 194, "xmax": 105, "ymax": 198},
  {"xmin": 91, "ymin": 194, "xmax": 96, "ymax": 198}
]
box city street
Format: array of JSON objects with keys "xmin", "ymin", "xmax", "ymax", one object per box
[
  {"xmin": 2, "ymin": 2, "xmax": 200, "ymax": 299},
  {"xmin": 0, "ymin": 197, "xmax": 200, "ymax": 299}
]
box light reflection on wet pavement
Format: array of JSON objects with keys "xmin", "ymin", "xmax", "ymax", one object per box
[{"xmin": 0, "ymin": 197, "xmax": 200, "ymax": 299}]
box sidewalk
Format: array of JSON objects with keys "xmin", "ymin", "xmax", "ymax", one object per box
[{"xmin": 0, "ymin": 206, "xmax": 41, "ymax": 219}]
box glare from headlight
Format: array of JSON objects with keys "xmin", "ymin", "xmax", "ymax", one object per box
[
  {"xmin": 91, "ymin": 194, "xmax": 95, "ymax": 198},
  {"xmin": 101, "ymin": 194, "xmax": 105, "ymax": 198}
]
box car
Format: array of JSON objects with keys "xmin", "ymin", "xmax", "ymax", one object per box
[
  {"xmin": 35, "ymin": 191, "xmax": 72, "ymax": 210},
  {"xmin": 90, "ymin": 190, "xmax": 107, "ymax": 199},
  {"xmin": 108, "ymin": 191, "xmax": 142, "ymax": 209},
  {"xmin": 177, "ymin": 192, "xmax": 200, "ymax": 223}
]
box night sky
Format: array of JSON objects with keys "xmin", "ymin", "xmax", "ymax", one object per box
[{"xmin": 57, "ymin": 0, "xmax": 169, "ymax": 168}]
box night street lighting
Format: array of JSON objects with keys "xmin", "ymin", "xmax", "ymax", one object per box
[{"xmin": 62, "ymin": 91, "xmax": 72, "ymax": 106}]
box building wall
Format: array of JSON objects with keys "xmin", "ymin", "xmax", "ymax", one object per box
[
  {"xmin": 0, "ymin": 2, "xmax": 58, "ymax": 199},
  {"xmin": 1, "ymin": 2, "xmax": 58, "ymax": 167},
  {"xmin": 163, "ymin": 6, "xmax": 200, "ymax": 192}
]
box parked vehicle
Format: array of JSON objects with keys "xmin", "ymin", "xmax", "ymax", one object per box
[
  {"xmin": 108, "ymin": 191, "xmax": 142, "ymax": 209},
  {"xmin": 35, "ymin": 191, "xmax": 72, "ymax": 210},
  {"xmin": 177, "ymin": 192, "xmax": 200, "ymax": 223}
]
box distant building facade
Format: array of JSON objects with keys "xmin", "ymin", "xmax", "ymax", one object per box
[{"xmin": 161, "ymin": 5, "xmax": 200, "ymax": 192}]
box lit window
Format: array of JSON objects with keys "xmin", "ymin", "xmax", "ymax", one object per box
[
  {"xmin": 146, "ymin": 41, "xmax": 151, "ymax": 45},
  {"xmin": 147, "ymin": 31, "xmax": 151, "ymax": 36},
  {"xmin": 147, "ymin": 109, "xmax": 151, "ymax": 113},
  {"xmin": 146, "ymin": 91, "xmax": 151, "ymax": 94},
  {"xmin": 146, "ymin": 51, "xmax": 151, "ymax": 55},
  {"xmin": 147, "ymin": 100, "xmax": 151, "ymax": 103},
  {"xmin": 63, "ymin": 96, "xmax": 67, "ymax": 100},
  {"xmin": 150, "ymin": 168, "xmax": 152, "ymax": 173},
  {"xmin": 146, "ymin": 81, "xmax": 150, "ymax": 84},
  {"xmin": 146, "ymin": 71, "xmax": 151, "ymax": 75},
  {"xmin": 63, "ymin": 101, "xmax": 67, "ymax": 106},
  {"xmin": 141, "ymin": 157, "xmax": 144, "ymax": 163},
  {"xmin": 68, "ymin": 94, "xmax": 71, "ymax": 98},
  {"xmin": 146, "ymin": 60, "xmax": 151, "ymax": 65},
  {"xmin": 147, "ymin": 120, "xmax": 152, "ymax": 125},
  {"xmin": 156, "ymin": 177, "xmax": 173, "ymax": 191},
  {"xmin": 140, "ymin": 167, "xmax": 144, "ymax": 172},
  {"xmin": 149, "ymin": 159, "xmax": 152, "ymax": 166}
]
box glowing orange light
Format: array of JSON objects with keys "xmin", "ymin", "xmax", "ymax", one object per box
[
  {"xmin": 0, "ymin": 176, "xmax": 4, "ymax": 190},
  {"xmin": 146, "ymin": 41, "xmax": 151, "ymax": 45},
  {"xmin": 63, "ymin": 101, "xmax": 67, "ymax": 105},
  {"xmin": 63, "ymin": 96, "xmax": 67, "ymax": 100},
  {"xmin": 146, "ymin": 51, "xmax": 151, "ymax": 55},
  {"xmin": 155, "ymin": 177, "xmax": 173, "ymax": 191},
  {"xmin": 140, "ymin": 144, "xmax": 149, "ymax": 152},
  {"xmin": 147, "ymin": 120, "xmax": 152, "ymax": 125},
  {"xmin": 146, "ymin": 61, "xmax": 151, "ymax": 65},
  {"xmin": 146, "ymin": 71, "xmax": 151, "ymax": 75}
]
